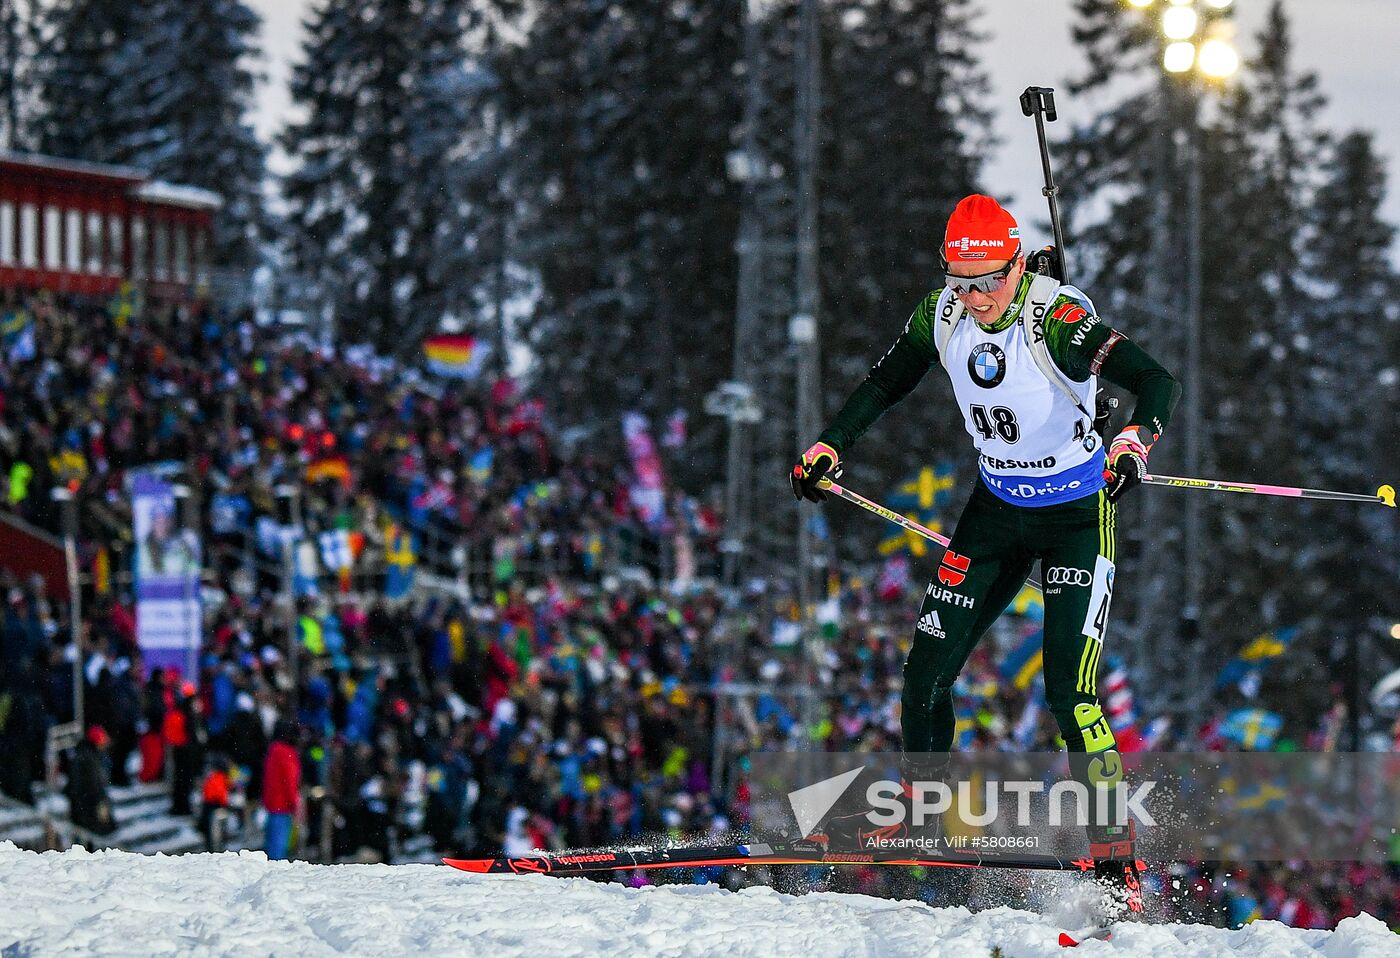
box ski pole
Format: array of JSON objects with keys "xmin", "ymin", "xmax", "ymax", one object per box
[
  {"xmin": 817, "ymin": 477, "xmax": 949, "ymax": 546},
  {"xmin": 817, "ymin": 477, "xmax": 1046, "ymax": 594},
  {"xmin": 1142, "ymin": 474, "xmax": 1397, "ymax": 508}
]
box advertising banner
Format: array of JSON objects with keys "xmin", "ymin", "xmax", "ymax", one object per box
[{"xmin": 133, "ymin": 472, "xmax": 202, "ymax": 676}]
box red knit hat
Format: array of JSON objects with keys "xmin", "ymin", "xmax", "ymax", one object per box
[{"xmin": 944, "ymin": 195, "xmax": 1020, "ymax": 263}]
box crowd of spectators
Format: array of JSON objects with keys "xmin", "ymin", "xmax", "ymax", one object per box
[
  {"xmin": 0, "ymin": 284, "xmax": 726, "ymax": 862},
  {"xmin": 0, "ymin": 284, "xmax": 1396, "ymax": 933}
]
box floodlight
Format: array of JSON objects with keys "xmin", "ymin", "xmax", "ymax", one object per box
[
  {"xmin": 1162, "ymin": 5, "xmax": 1198, "ymax": 40},
  {"xmin": 1197, "ymin": 38, "xmax": 1240, "ymax": 78},
  {"xmin": 1163, "ymin": 42, "xmax": 1196, "ymax": 73}
]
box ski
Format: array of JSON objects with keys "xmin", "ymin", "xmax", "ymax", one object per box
[{"xmin": 444, "ymin": 841, "xmax": 1099, "ymax": 877}]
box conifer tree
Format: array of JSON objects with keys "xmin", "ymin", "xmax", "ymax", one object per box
[
  {"xmin": 1057, "ymin": 0, "xmax": 1166, "ymax": 301},
  {"xmin": 0, "ymin": 0, "xmax": 39, "ymax": 150},
  {"xmin": 282, "ymin": 0, "xmax": 485, "ymax": 350},
  {"xmin": 1199, "ymin": 2, "xmax": 1329, "ymax": 672},
  {"xmin": 503, "ymin": 0, "xmax": 743, "ymax": 440},
  {"xmin": 1278, "ymin": 130, "xmax": 1400, "ymax": 715},
  {"xmin": 31, "ymin": 0, "xmax": 148, "ymax": 161},
  {"xmin": 105, "ymin": 0, "xmax": 268, "ymax": 268}
]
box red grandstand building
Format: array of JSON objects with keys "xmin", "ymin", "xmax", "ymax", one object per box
[{"xmin": 0, "ymin": 151, "xmax": 221, "ymax": 300}]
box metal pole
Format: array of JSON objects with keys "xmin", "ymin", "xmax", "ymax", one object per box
[
  {"xmin": 275, "ymin": 486, "xmax": 301, "ymax": 714},
  {"xmin": 718, "ymin": 0, "xmax": 766, "ymax": 589},
  {"xmin": 1127, "ymin": 75, "xmax": 1177, "ymax": 714},
  {"xmin": 52, "ymin": 487, "xmax": 83, "ymax": 729},
  {"xmin": 1182, "ymin": 88, "xmax": 1204, "ymax": 660},
  {"xmin": 1347, "ymin": 630, "xmax": 1361, "ymax": 752},
  {"xmin": 793, "ymin": 0, "xmax": 822, "ymax": 749}
]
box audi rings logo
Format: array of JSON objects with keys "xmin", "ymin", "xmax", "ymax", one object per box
[{"xmin": 1045, "ymin": 567, "xmax": 1092, "ymax": 587}]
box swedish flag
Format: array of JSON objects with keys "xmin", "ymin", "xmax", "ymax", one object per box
[
  {"xmin": 1219, "ymin": 708, "xmax": 1283, "ymax": 750},
  {"xmin": 879, "ymin": 464, "xmax": 955, "ymax": 557},
  {"xmin": 385, "ymin": 524, "xmax": 417, "ymax": 599},
  {"xmin": 953, "ymin": 699, "xmax": 977, "ymax": 749},
  {"xmin": 1009, "ymin": 583, "xmax": 1044, "ymax": 622},
  {"xmin": 888, "ymin": 463, "xmax": 956, "ymax": 512},
  {"xmin": 878, "ymin": 513, "xmax": 943, "ymax": 557},
  {"xmin": 999, "ymin": 628, "xmax": 1044, "ymax": 691},
  {"xmin": 1232, "ymin": 779, "xmax": 1289, "ymax": 812},
  {"xmin": 956, "ymin": 675, "xmax": 999, "ymax": 700}
]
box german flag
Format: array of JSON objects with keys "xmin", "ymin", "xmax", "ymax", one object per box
[
  {"xmin": 305, "ymin": 455, "xmax": 351, "ymax": 488},
  {"xmin": 424, "ymin": 334, "xmax": 487, "ymax": 379}
]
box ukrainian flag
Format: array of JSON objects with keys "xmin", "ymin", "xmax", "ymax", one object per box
[
  {"xmin": 1215, "ymin": 627, "xmax": 1296, "ymax": 690},
  {"xmin": 468, "ymin": 447, "xmax": 494, "ymax": 483}
]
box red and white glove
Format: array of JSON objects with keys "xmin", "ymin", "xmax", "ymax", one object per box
[
  {"xmin": 1103, "ymin": 426, "xmax": 1154, "ymax": 503},
  {"xmin": 791, "ymin": 441, "xmax": 841, "ymax": 502}
]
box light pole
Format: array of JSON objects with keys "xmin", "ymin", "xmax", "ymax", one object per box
[
  {"xmin": 50, "ymin": 486, "xmax": 83, "ymax": 731},
  {"xmin": 1124, "ymin": 0, "xmax": 1238, "ymax": 712},
  {"xmin": 793, "ymin": 0, "xmax": 823, "ymax": 755}
]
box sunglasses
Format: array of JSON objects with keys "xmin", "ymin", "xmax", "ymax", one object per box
[{"xmin": 943, "ymin": 247, "xmax": 1021, "ymax": 295}]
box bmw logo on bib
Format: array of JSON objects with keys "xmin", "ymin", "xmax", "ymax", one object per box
[{"xmin": 968, "ymin": 343, "xmax": 1006, "ymax": 389}]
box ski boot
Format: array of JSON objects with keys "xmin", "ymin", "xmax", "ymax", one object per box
[
  {"xmin": 804, "ymin": 778, "xmax": 948, "ymax": 856},
  {"xmin": 1088, "ymin": 821, "xmax": 1144, "ymax": 918},
  {"xmin": 802, "ymin": 778, "xmax": 908, "ymax": 853}
]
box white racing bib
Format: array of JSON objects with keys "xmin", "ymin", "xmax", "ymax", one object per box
[{"xmin": 937, "ymin": 285, "xmax": 1105, "ymax": 506}]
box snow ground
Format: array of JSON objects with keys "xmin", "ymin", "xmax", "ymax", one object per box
[{"xmin": 0, "ymin": 843, "xmax": 1396, "ymax": 958}]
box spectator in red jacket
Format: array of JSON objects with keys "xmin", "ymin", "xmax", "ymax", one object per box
[
  {"xmin": 199, "ymin": 752, "xmax": 232, "ymax": 852},
  {"xmin": 262, "ymin": 721, "xmax": 301, "ymax": 860},
  {"xmin": 164, "ymin": 687, "xmax": 202, "ymax": 816}
]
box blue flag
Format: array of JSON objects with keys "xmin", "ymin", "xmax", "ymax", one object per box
[
  {"xmin": 2, "ymin": 309, "xmax": 35, "ymax": 363},
  {"xmin": 384, "ymin": 525, "xmax": 417, "ymax": 599},
  {"xmin": 952, "ymin": 699, "xmax": 977, "ymax": 749},
  {"xmin": 1219, "ymin": 708, "xmax": 1283, "ymax": 750},
  {"xmin": 878, "ymin": 463, "xmax": 955, "ymax": 557},
  {"xmin": 887, "ymin": 463, "xmax": 956, "ymax": 512},
  {"xmin": 999, "ymin": 628, "xmax": 1044, "ymax": 691},
  {"xmin": 1215, "ymin": 627, "xmax": 1296, "ymax": 693}
]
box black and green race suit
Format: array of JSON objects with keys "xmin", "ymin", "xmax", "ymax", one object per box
[{"xmin": 818, "ymin": 274, "xmax": 1180, "ymax": 780}]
